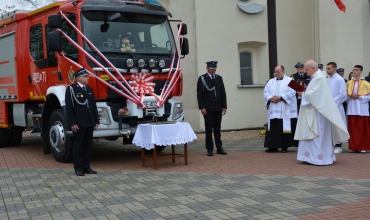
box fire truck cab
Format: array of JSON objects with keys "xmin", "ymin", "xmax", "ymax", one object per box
[{"xmin": 0, "ymin": 0, "xmax": 188, "ymax": 162}]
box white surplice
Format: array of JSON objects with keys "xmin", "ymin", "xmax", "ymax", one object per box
[
  {"xmin": 327, "ymin": 73, "xmax": 347, "ymax": 126},
  {"xmin": 263, "ymin": 75, "xmax": 297, "ymax": 131},
  {"xmin": 295, "ymin": 71, "xmax": 350, "ymax": 165},
  {"xmin": 346, "ymin": 80, "xmax": 370, "ymax": 116}
]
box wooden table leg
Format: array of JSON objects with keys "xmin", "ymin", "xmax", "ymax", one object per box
[
  {"xmin": 141, "ymin": 148, "xmax": 145, "ymax": 167},
  {"xmin": 153, "ymin": 145, "xmax": 157, "ymax": 170},
  {"xmin": 172, "ymin": 145, "xmax": 175, "ymax": 163},
  {"xmin": 184, "ymin": 143, "xmax": 188, "ymax": 165}
]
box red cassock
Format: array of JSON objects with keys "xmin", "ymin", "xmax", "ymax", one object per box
[{"xmin": 347, "ymin": 116, "xmax": 370, "ymax": 151}]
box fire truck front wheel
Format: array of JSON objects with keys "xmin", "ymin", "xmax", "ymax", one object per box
[
  {"xmin": 9, "ymin": 126, "xmax": 24, "ymax": 146},
  {"xmin": 145, "ymin": 145, "xmax": 166, "ymax": 153},
  {"xmin": 0, "ymin": 128, "xmax": 11, "ymax": 148},
  {"xmin": 48, "ymin": 109, "xmax": 73, "ymax": 163}
]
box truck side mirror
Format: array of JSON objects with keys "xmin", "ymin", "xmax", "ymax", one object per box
[
  {"xmin": 48, "ymin": 14, "xmax": 63, "ymax": 29},
  {"xmin": 181, "ymin": 37, "xmax": 189, "ymax": 56},
  {"xmin": 48, "ymin": 31, "xmax": 62, "ymax": 52},
  {"xmin": 178, "ymin": 23, "xmax": 187, "ymax": 35}
]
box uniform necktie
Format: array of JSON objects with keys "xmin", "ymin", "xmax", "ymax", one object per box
[{"xmin": 82, "ymin": 86, "xmax": 86, "ymax": 91}]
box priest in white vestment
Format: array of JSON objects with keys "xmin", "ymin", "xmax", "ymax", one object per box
[
  {"xmin": 326, "ymin": 62, "xmax": 348, "ymax": 154},
  {"xmin": 263, "ymin": 65, "xmax": 298, "ymax": 153},
  {"xmin": 295, "ymin": 60, "xmax": 349, "ymax": 165}
]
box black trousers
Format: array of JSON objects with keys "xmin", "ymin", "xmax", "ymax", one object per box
[
  {"xmin": 343, "ymin": 101, "xmax": 347, "ymax": 115},
  {"xmin": 203, "ymin": 111, "xmax": 223, "ymax": 150},
  {"xmin": 297, "ymin": 98, "xmax": 301, "ymax": 113},
  {"xmin": 73, "ymin": 127, "xmax": 94, "ymax": 171}
]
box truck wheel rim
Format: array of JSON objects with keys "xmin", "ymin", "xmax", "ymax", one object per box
[{"xmin": 49, "ymin": 121, "xmax": 65, "ymax": 153}]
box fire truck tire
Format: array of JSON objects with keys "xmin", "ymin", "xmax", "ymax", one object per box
[
  {"xmin": 9, "ymin": 127, "xmax": 24, "ymax": 146},
  {"xmin": 0, "ymin": 128, "xmax": 11, "ymax": 148},
  {"xmin": 155, "ymin": 146, "xmax": 166, "ymax": 153},
  {"xmin": 48, "ymin": 109, "xmax": 73, "ymax": 163},
  {"xmin": 145, "ymin": 145, "xmax": 166, "ymax": 153}
]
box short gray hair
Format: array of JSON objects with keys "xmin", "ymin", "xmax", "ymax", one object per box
[{"xmin": 306, "ymin": 60, "xmax": 318, "ymax": 68}]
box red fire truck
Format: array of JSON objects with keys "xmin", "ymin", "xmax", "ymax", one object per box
[{"xmin": 0, "ymin": 0, "xmax": 188, "ymax": 162}]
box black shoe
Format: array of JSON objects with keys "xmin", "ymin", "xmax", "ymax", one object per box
[
  {"xmin": 83, "ymin": 168, "xmax": 97, "ymax": 174},
  {"xmin": 281, "ymin": 148, "xmax": 287, "ymax": 153},
  {"xmin": 207, "ymin": 149, "xmax": 214, "ymax": 156},
  {"xmin": 265, "ymin": 148, "xmax": 279, "ymax": 152},
  {"xmin": 216, "ymin": 149, "xmax": 227, "ymax": 155},
  {"xmin": 75, "ymin": 170, "xmax": 84, "ymax": 176}
]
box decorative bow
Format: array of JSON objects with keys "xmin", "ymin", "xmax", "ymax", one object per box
[{"xmin": 129, "ymin": 72, "xmax": 162, "ymax": 102}]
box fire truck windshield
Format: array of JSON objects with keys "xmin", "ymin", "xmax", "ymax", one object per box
[{"xmin": 81, "ymin": 11, "xmax": 175, "ymax": 55}]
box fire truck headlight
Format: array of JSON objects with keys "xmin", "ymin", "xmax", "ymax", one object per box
[
  {"xmin": 137, "ymin": 59, "xmax": 145, "ymax": 68},
  {"xmin": 158, "ymin": 59, "xmax": 165, "ymax": 68},
  {"xmin": 126, "ymin": 59, "xmax": 134, "ymax": 68},
  {"xmin": 97, "ymin": 107, "xmax": 110, "ymax": 125},
  {"xmin": 148, "ymin": 59, "xmax": 156, "ymax": 68},
  {"xmin": 172, "ymin": 102, "xmax": 183, "ymax": 121}
]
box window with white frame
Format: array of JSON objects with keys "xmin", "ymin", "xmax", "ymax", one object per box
[{"xmin": 240, "ymin": 51, "xmax": 253, "ymax": 85}]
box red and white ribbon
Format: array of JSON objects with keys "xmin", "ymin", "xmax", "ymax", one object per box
[{"xmin": 129, "ymin": 72, "xmax": 162, "ymax": 102}]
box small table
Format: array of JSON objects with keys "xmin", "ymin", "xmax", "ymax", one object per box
[{"xmin": 132, "ymin": 122, "xmax": 197, "ymax": 169}]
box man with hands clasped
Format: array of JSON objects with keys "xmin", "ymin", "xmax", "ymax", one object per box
[{"xmin": 263, "ymin": 65, "xmax": 298, "ymax": 153}]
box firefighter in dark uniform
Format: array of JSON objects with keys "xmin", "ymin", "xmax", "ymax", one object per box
[
  {"xmin": 318, "ymin": 63, "xmax": 324, "ymax": 71},
  {"xmin": 337, "ymin": 68, "xmax": 347, "ymax": 114},
  {"xmin": 197, "ymin": 61, "xmax": 227, "ymax": 156},
  {"xmin": 290, "ymin": 62, "xmax": 307, "ymax": 112},
  {"xmin": 65, "ymin": 68, "xmax": 99, "ymax": 176},
  {"xmin": 337, "ymin": 68, "xmax": 347, "ymax": 82}
]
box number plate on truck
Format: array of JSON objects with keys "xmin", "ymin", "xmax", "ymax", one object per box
[{"xmin": 143, "ymin": 101, "xmax": 157, "ymax": 108}]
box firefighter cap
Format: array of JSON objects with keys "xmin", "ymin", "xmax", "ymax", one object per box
[
  {"xmin": 294, "ymin": 62, "xmax": 304, "ymax": 68},
  {"xmin": 337, "ymin": 68, "xmax": 345, "ymax": 73},
  {"xmin": 74, "ymin": 68, "xmax": 89, "ymax": 78},
  {"xmin": 206, "ymin": 61, "xmax": 218, "ymax": 69}
]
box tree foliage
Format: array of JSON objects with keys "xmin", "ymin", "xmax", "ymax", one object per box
[
  {"xmin": 15, "ymin": 0, "xmax": 58, "ymax": 9},
  {"xmin": 0, "ymin": 5, "xmax": 15, "ymax": 15},
  {"xmin": 1, "ymin": 0, "xmax": 58, "ymax": 14}
]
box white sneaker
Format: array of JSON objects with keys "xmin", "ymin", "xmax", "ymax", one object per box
[{"xmin": 334, "ymin": 147, "xmax": 342, "ymax": 154}]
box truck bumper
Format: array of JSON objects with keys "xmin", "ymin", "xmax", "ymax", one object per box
[{"xmin": 91, "ymin": 99, "xmax": 183, "ymax": 139}]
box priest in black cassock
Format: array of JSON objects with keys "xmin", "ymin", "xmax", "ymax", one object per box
[
  {"xmin": 197, "ymin": 61, "xmax": 227, "ymax": 156},
  {"xmin": 263, "ymin": 65, "xmax": 298, "ymax": 153}
]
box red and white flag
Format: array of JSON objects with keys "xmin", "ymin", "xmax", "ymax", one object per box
[{"xmin": 332, "ymin": 0, "xmax": 346, "ymax": 12}]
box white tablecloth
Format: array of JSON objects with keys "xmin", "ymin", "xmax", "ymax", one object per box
[{"xmin": 132, "ymin": 122, "xmax": 197, "ymax": 150}]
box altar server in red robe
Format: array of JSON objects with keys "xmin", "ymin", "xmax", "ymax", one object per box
[{"xmin": 346, "ymin": 65, "xmax": 370, "ymax": 153}]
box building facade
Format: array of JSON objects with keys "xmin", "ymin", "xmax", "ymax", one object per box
[{"xmin": 158, "ymin": 0, "xmax": 370, "ymax": 132}]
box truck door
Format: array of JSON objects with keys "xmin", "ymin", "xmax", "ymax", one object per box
[
  {"xmin": 29, "ymin": 23, "xmax": 47, "ymax": 99},
  {"xmin": 28, "ymin": 15, "xmax": 79, "ymax": 100},
  {"xmin": 46, "ymin": 14, "xmax": 79, "ymax": 86}
]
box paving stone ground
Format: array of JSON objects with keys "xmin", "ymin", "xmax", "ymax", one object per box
[{"xmin": 0, "ymin": 131, "xmax": 369, "ymax": 220}]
